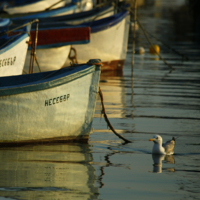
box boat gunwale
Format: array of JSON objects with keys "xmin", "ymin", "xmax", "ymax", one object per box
[
  {"xmin": 12, "ymin": 5, "xmax": 114, "ymax": 24},
  {"xmin": 87, "ymin": 10, "xmax": 130, "ymax": 33},
  {"xmin": 9, "ymin": 3, "xmax": 77, "ymax": 20},
  {"xmin": 0, "ymin": 32, "xmax": 29, "ymax": 54},
  {"xmin": 0, "ymin": 64, "xmax": 101, "ymax": 96}
]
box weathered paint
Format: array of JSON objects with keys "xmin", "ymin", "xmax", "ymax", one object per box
[
  {"xmin": 0, "ymin": 63, "xmax": 101, "ymax": 143},
  {"xmin": 29, "ymin": 26, "xmax": 90, "ymax": 48},
  {"xmin": 101, "ymin": 60, "xmax": 125, "ymax": 72}
]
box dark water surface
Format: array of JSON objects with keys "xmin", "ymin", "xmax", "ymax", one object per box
[{"xmin": 1, "ymin": 0, "xmax": 200, "ymax": 199}]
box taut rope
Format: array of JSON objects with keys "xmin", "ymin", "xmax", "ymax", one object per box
[{"xmin": 99, "ymin": 87, "xmax": 132, "ymax": 143}]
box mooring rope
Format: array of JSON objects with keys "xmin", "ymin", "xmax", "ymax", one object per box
[
  {"xmin": 128, "ymin": 8, "xmax": 175, "ymax": 71},
  {"xmin": 99, "ymin": 87, "xmax": 132, "ymax": 143},
  {"xmin": 136, "ymin": 18, "xmax": 175, "ymax": 70},
  {"xmin": 144, "ymin": 29, "xmax": 189, "ymax": 61},
  {"xmin": 68, "ymin": 46, "xmax": 78, "ymax": 65}
]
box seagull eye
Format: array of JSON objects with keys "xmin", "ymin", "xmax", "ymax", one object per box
[{"xmin": 156, "ymin": 137, "xmax": 158, "ymax": 139}]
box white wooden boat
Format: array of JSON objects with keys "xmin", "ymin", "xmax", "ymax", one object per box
[
  {"xmin": 9, "ymin": 6, "xmax": 114, "ymax": 73},
  {"xmin": 1, "ymin": 0, "xmax": 94, "ymax": 19},
  {"xmin": 0, "ymin": 59, "xmax": 101, "ymax": 144},
  {"xmin": 0, "ymin": 24, "xmax": 30, "ymax": 77},
  {"xmin": 18, "ymin": 10, "xmax": 130, "ymax": 72},
  {"xmin": 11, "ymin": 5, "xmax": 115, "ymax": 26},
  {"xmin": 0, "ymin": 0, "xmax": 67, "ymax": 14},
  {"xmin": 23, "ymin": 25, "xmax": 90, "ymax": 73},
  {"xmin": 68, "ymin": 10, "xmax": 130, "ymax": 71},
  {"xmin": 0, "ymin": 143, "xmax": 99, "ymax": 199}
]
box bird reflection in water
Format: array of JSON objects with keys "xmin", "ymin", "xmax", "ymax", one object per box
[{"xmin": 152, "ymin": 154, "xmax": 175, "ymax": 173}]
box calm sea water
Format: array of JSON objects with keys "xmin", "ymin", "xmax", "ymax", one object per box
[{"xmin": 0, "ymin": 1, "xmax": 200, "ymax": 200}]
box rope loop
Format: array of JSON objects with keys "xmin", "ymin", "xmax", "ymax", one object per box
[{"xmin": 68, "ymin": 46, "xmax": 78, "ymax": 65}]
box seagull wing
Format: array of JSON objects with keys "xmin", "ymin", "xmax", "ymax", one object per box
[{"xmin": 163, "ymin": 139, "xmax": 175, "ymax": 154}]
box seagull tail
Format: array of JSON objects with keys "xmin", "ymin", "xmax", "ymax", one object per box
[{"xmin": 172, "ymin": 136, "xmax": 179, "ymax": 141}]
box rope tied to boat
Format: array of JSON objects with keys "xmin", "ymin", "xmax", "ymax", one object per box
[
  {"xmin": 98, "ymin": 87, "xmax": 132, "ymax": 143},
  {"xmin": 29, "ymin": 20, "xmax": 39, "ymax": 74},
  {"xmin": 68, "ymin": 46, "xmax": 78, "ymax": 65}
]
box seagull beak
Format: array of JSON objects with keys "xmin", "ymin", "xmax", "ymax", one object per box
[{"xmin": 149, "ymin": 138, "xmax": 154, "ymax": 141}]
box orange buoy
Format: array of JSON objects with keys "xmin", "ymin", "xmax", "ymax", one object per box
[{"xmin": 149, "ymin": 45, "xmax": 160, "ymax": 54}]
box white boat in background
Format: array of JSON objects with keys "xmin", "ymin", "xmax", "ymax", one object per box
[
  {"xmin": 0, "ymin": 59, "xmax": 101, "ymax": 144},
  {"xmin": 68, "ymin": 10, "xmax": 130, "ymax": 71},
  {"xmin": 0, "ymin": 0, "xmax": 94, "ymax": 19},
  {"xmin": 0, "ymin": 24, "xmax": 31, "ymax": 77},
  {"xmin": 23, "ymin": 25, "xmax": 90, "ymax": 73},
  {"xmin": 11, "ymin": 5, "xmax": 115, "ymax": 26},
  {"xmin": 0, "ymin": 0, "xmax": 67, "ymax": 14}
]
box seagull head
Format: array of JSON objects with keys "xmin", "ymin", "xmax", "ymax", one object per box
[{"xmin": 149, "ymin": 135, "xmax": 163, "ymax": 145}]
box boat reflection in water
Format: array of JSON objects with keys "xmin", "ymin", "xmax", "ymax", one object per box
[
  {"xmin": 152, "ymin": 154, "xmax": 175, "ymax": 173},
  {"xmin": 0, "ymin": 143, "xmax": 99, "ymax": 199},
  {"xmin": 95, "ymin": 70, "xmax": 126, "ymax": 119}
]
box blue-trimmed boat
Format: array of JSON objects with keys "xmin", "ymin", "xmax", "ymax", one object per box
[
  {"xmin": 69, "ymin": 10, "xmax": 130, "ymax": 71},
  {"xmin": 0, "ymin": 59, "xmax": 101, "ymax": 144},
  {"xmin": 0, "ymin": 0, "xmax": 94, "ymax": 19},
  {"xmin": 11, "ymin": 5, "xmax": 115, "ymax": 26},
  {"xmin": 0, "ymin": 0, "xmax": 68, "ymax": 14},
  {"xmin": 23, "ymin": 25, "xmax": 91, "ymax": 73},
  {"xmin": 21, "ymin": 10, "xmax": 130, "ymax": 72},
  {"xmin": 0, "ymin": 23, "xmax": 31, "ymax": 77}
]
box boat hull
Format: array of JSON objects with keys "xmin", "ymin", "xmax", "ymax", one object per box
[
  {"xmin": 3, "ymin": 0, "xmax": 93, "ymax": 20},
  {"xmin": 0, "ymin": 35, "xmax": 29, "ymax": 77},
  {"xmin": 0, "ymin": 63, "xmax": 101, "ymax": 143},
  {"xmin": 68, "ymin": 12, "xmax": 130, "ymax": 71},
  {"xmin": 24, "ymin": 45, "xmax": 71, "ymax": 73},
  {"xmin": 23, "ymin": 26, "xmax": 90, "ymax": 73},
  {"xmin": 3, "ymin": 0, "xmax": 66, "ymax": 14}
]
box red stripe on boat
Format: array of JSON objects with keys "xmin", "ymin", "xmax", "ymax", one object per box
[{"xmin": 30, "ymin": 27, "xmax": 90, "ymax": 46}]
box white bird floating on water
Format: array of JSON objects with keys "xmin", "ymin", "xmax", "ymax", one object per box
[{"xmin": 149, "ymin": 135, "xmax": 176, "ymax": 155}]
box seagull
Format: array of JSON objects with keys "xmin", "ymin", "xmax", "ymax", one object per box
[{"xmin": 149, "ymin": 135, "xmax": 176, "ymax": 155}]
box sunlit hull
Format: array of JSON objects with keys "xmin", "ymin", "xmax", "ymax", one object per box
[
  {"xmin": 23, "ymin": 26, "xmax": 90, "ymax": 73},
  {"xmin": 2, "ymin": 0, "xmax": 93, "ymax": 18},
  {"xmin": 25, "ymin": 45, "xmax": 71, "ymax": 73},
  {"xmin": 0, "ymin": 63, "xmax": 101, "ymax": 143},
  {"xmin": 3, "ymin": 0, "xmax": 66, "ymax": 14},
  {"xmin": 70, "ymin": 11, "xmax": 130, "ymax": 71},
  {"xmin": 0, "ymin": 34, "xmax": 29, "ymax": 77}
]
